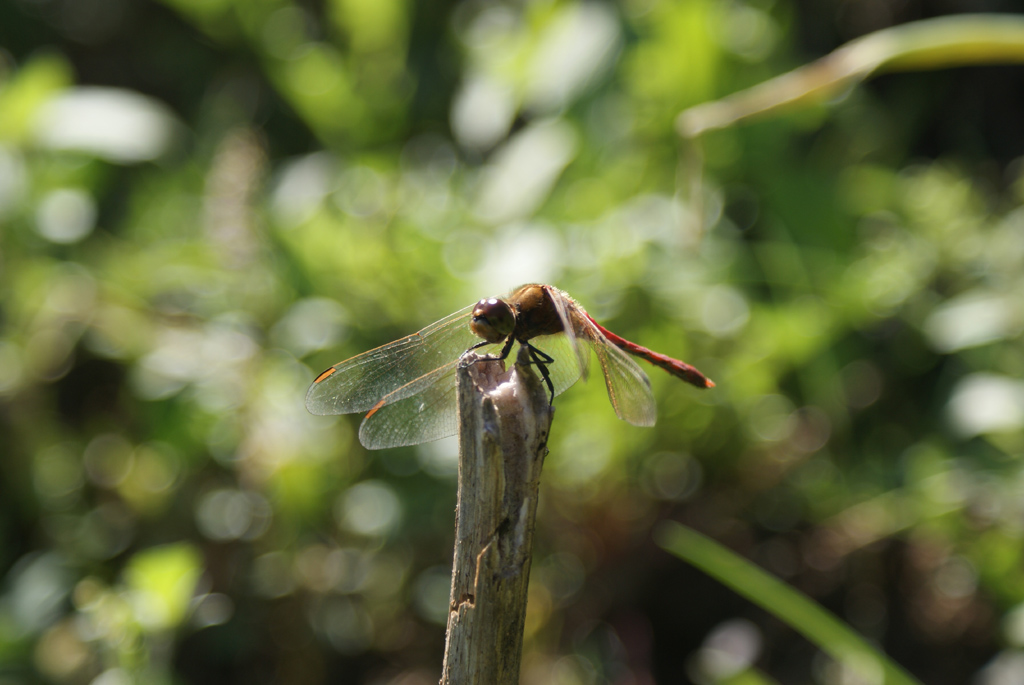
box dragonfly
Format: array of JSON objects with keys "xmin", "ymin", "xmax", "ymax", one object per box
[{"xmin": 306, "ymin": 284, "xmax": 713, "ymax": 449}]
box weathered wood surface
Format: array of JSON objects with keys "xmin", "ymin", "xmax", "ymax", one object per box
[{"xmin": 439, "ymin": 348, "xmax": 553, "ymax": 685}]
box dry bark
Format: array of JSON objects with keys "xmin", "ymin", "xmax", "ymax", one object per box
[{"xmin": 440, "ymin": 347, "xmax": 553, "ymax": 685}]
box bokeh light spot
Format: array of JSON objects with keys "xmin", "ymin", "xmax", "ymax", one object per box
[{"xmin": 335, "ymin": 480, "xmax": 402, "ymax": 537}]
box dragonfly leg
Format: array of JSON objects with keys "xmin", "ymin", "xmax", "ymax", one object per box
[
  {"xmin": 522, "ymin": 342, "xmax": 555, "ymax": 403},
  {"xmin": 468, "ymin": 335, "xmax": 515, "ymax": 362}
]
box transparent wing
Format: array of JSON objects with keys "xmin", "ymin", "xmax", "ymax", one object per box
[
  {"xmin": 580, "ymin": 324, "xmax": 657, "ymax": 427},
  {"xmin": 543, "ymin": 285, "xmax": 590, "ymax": 383},
  {"xmin": 356, "ymin": 331, "xmax": 584, "ymax": 449},
  {"xmin": 305, "ymin": 303, "xmax": 478, "ymax": 415},
  {"xmin": 357, "ymin": 342, "xmax": 505, "ymax": 449},
  {"xmin": 357, "ymin": 362, "xmax": 460, "ymax": 449},
  {"xmin": 528, "ymin": 333, "xmax": 587, "ymax": 397}
]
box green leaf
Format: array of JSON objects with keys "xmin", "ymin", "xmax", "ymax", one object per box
[
  {"xmin": 655, "ymin": 522, "xmax": 921, "ymax": 685},
  {"xmin": 678, "ymin": 14, "xmax": 1024, "ymax": 136}
]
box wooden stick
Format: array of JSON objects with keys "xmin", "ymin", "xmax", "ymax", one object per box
[{"xmin": 440, "ymin": 347, "xmax": 553, "ymax": 685}]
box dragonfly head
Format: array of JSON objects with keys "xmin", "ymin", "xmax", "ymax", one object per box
[{"xmin": 471, "ymin": 297, "xmax": 516, "ymax": 343}]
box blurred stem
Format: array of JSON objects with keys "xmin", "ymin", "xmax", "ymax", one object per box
[
  {"xmin": 440, "ymin": 348, "xmax": 553, "ymax": 685},
  {"xmin": 677, "ymin": 14, "xmax": 1024, "ymax": 137},
  {"xmin": 655, "ymin": 522, "xmax": 922, "ymax": 685}
]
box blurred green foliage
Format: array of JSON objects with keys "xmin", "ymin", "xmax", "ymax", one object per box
[{"xmin": 2, "ymin": 0, "xmax": 1024, "ymax": 684}]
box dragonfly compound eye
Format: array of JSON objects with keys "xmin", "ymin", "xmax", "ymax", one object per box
[{"xmin": 470, "ymin": 298, "xmax": 516, "ymax": 343}]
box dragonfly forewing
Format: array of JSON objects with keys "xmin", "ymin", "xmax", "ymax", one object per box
[{"xmin": 305, "ymin": 304, "xmax": 478, "ymax": 415}]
